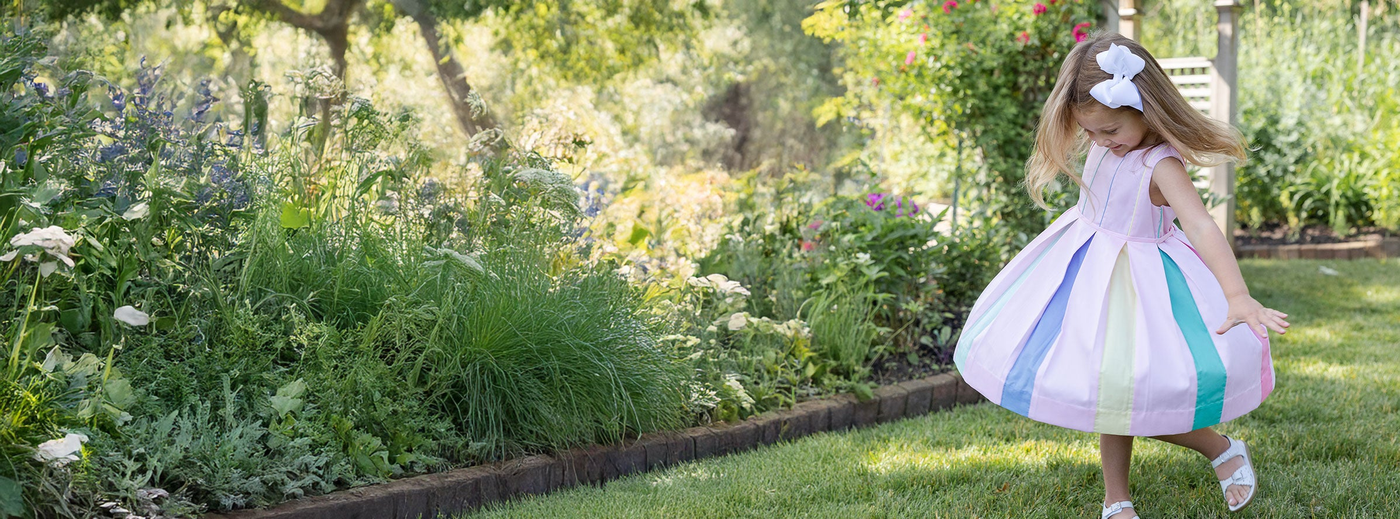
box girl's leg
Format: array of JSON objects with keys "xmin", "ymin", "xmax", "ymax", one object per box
[
  {"xmin": 1100, "ymin": 434, "xmax": 1136, "ymax": 518},
  {"xmin": 1151, "ymin": 427, "xmax": 1250, "ymax": 507}
]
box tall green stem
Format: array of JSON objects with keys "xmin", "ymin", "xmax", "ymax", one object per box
[{"xmin": 7, "ymin": 275, "xmax": 40, "ymax": 379}]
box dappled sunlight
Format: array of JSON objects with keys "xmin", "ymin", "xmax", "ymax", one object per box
[
  {"xmin": 860, "ymin": 438, "xmax": 1097, "ymax": 476},
  {"xmin": 646, "ymin": 464, "xmax": 724, "ymax": 488}
]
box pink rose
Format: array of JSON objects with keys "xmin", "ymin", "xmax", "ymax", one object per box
[
  {"xmin": 1033, "ymin": 3, "xmax": 1047, "ymax": 15},
  {"xmin": 905, "ymin": 51, "xmax": 917, "ymax": 65},
  {"xmin": 942, "ymin": 0, "xmax": 957, "ymax": 14},
  {"xmin": 919, "ymin": 33, "xmax": 928, "ymax": 45},
  {"xmin": 1017, "ymin": 31, "xmax": 1030, "ymax": 44},
  {"xmin": 1073, "ymin": 22, "xmax": 1092, "ymax": 43},
  {"xmin": 899, "ymin": 8, "xmax": 913, "ymax": 20}
]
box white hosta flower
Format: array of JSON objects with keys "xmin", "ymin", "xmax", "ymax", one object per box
[
  {"xmin": 5, "ymin": 225, "xmax": 76, "ymax": 267},
  {"xmin": 114, "ymin": 305, "xmax": 150, "ymax": 326},
  {"xmin": 34, "ymin": 433, "xmax": 88, "ymax": 466},
  {"xmin": 122, "ymin": 202, "xmax": 150, "ymax": 220},
  {"xmin": 727, "ymin": 312, "xmax": 748, "ymax": 331}
]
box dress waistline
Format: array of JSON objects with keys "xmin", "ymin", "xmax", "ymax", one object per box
[{"xmin": 1071, "ymin": 207, "xmax": 1178, "ymax": 244}]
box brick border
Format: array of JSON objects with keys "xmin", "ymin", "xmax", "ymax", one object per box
[
  {"xmin": 206, "ymin": 373, "xmax": 985, "ymax": 519},
  {"xmin": 1235, "ymin": 236, "xmax": 1400, "ymax": 260}
]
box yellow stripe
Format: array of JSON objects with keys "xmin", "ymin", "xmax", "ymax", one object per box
[{"xmin": 1094, "ymin": 248, "xmax": 1138, "ymax": 434}]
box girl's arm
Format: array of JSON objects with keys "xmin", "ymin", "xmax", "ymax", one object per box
[{"xmin": 1152, "ymin": 158, "xmax": 1290, "ymax": 337}]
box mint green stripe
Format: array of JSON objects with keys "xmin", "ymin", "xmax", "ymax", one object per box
[
  {"xmin": 1094, "ymin": 249, "xmax": 1138, "ymax": 434},
  {"xmin": 1159, "ymin": 250, "xmax": 1226, "ymax": 429},
  {"xmin": 954, "ymin": 232, "xmax": 1066, "ymax": 368}
]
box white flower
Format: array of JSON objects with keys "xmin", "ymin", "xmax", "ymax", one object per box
[
  {"xmin": 855, "ymin": 252, "xmax": 873, "ymax": 265},
  {"xmin": 686, "ymin": 276, "xmax": 711, "ymax": 288},
  {"xmin": 727, "ymin": 312, "xmax": 748, "ymax": 331},
  {"xmin": 122, "ymin": 202, "xmax": 149, "ymax": 221},
  {"xmin": 39, "ymin": 261, "xmax": 58, "ymax": 277},
  {"xmin": 5, "ymin": 225, "xmax": 76, "ymax": 267},
  {"xmin": 34, "ymin": 433, "xmax": 87, "ymax": 466},
  {"xmin": 114, "ymin": 305, "xmax": 150, "ymax": 326},
  {"xmin": 136, "ymin": 488, "xmax": 169, "ymax": 500}
]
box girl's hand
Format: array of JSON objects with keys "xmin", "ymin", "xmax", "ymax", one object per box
[{"xmin": 1215, "ymin": 295, "xmax": 1290, "ymax": 337}]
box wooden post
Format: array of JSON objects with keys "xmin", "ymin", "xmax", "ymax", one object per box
[
  {"xmin": 1210, "ymin": 0, "xmax": 1240, "ymax": 249},
  {"xmin": 1117, "ymin": 0, "xmax": 1139, "ymax": 40},
  {"xmin": 1102, "ymin": 0, "xmax": 1120, "ymax": 35},
  {"xmin": 1360, "ymin": 1, "xmax": 1370, "ymax": 75}
]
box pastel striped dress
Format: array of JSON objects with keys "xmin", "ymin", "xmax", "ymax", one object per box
[{"xmin": 953, "ymin": 143, "xmax": 1275, "ymax": 436}]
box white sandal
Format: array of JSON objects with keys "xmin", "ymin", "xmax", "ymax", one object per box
[
  {"xmin": 1212, "ymin": 436, "xmax": 1257, "ymax": 512},
  {"xmin": 1101, "ymin": 500, "xmax": 1139, "ymax": 519}
]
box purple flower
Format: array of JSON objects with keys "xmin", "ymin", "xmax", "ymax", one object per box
[{"xmin": 866, "ymin": 193, "xmax": 889, "ymax": 211}]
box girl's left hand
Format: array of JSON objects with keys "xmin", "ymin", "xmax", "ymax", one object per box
[{"xmin": 1216, "ymin": 295, "xmax": 1290, "ymax": 337}]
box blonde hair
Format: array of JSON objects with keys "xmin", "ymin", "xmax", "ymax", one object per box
[{"xmin": 1025, "ymin": 33, "xmax": 1247, "ymax": 208}]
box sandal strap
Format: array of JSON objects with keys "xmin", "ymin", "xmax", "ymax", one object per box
[
  {"xmin": 1210, "ymin": 436, "xmax": 1246, "ymax": 468},
  {"xmin": 1101, "ymin": 501, "xmax": 1135, "ymax": 519},
  {"xmin": 1219, "ymin": 464, "xmax": 1256, "ymax": 489},
  {"xmin": 1212, "ymin": 436, "xmax": 1258, "ymax": 511}
]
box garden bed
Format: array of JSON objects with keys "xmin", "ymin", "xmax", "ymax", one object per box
[
  {"xmin": 1234, "ymin": 225, "xmax": 1400, "ymax": 259},
  {"xmin": 206, "ymin": 372, "xmax": 985, "ymax": 519}
]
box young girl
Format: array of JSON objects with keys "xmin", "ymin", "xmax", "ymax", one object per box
[{"xmin": 952, "ymin": 33, "xmax": 1289, "ymax": 519}]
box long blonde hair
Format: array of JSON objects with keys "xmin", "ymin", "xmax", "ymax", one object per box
[{"xmin": 1025, "ymin": 33, "xmax": 1247, "ymax": 208}]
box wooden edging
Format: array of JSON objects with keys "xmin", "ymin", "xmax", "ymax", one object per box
[
  {"xmin": 206, "ymin": 373, "xmax": 985, "ymax": 519},
  {"xmin": 1235, "ymin": 236, "xmax": 1400, "ymax": 260}
]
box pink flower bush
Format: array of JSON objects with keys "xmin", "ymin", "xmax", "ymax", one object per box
[
  {"xmin": 905, "ymin": 50, "xmax": 917, "ymax": 65},
  {"xmin": 942, "ymin": 0, "xmax": 958, "ymax": 14},
  {"xmin": 1033, "ymin": 3, "xmax": 1047, "ymax": 15}
]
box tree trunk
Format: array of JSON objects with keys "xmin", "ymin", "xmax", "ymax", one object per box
[
  {"xmin": 254, "ymin": 0, "xmax": 357, "ymax": 80},
  {"xmin": 393, "ymin": 0, "xmax": 499, "ymax": 137}
]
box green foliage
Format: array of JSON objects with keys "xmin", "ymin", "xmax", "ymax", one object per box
[
  {"xmin": 489, "ymin": 0, "xmax": 707, "ymax": 83},
  {"xmin": 805, "ymin": 0, "xmax": 1099, "ymax": 242},
  {"xmin": 1140, "ymin": 1, "xmax": 1400, "ymax": 234},
  {"xmin": 685, "ymin": 169, "xmax": 997, "ymax": 420},
  {"xmin": 0, "ymin": 25, "xmax": 692, "ymax": 516}
]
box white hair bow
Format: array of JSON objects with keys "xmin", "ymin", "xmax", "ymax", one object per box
[{"xmin": 1089, "ymin": 43, "xmax": 1146, "ymax": 111}]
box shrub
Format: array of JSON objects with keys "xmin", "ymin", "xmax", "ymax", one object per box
[{"xmin": 804, "ymin": 0, "xmax": 1100, "ymax": 243}]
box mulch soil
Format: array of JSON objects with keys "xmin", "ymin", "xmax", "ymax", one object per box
[{"xmin": 1234, "ymin": 223, "xmax": 1396, "ymax": 247}]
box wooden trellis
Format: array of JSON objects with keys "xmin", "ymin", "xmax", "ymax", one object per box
[{"xmin": 1103, "ymin": 0, "xmax": 1241, "ymax": 249}]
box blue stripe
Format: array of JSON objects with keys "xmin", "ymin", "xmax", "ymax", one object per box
[
  {"xmin": 1001, "ymin": 237, "xmax": 1093, "ymax": 416},
  {"xmin": 1079, "ymin": 148, "xmax": 1111, "ymax": 213},
  {"xmin": 1096, "ymin": 157, "xmax": 1126, "ymax": 225}
]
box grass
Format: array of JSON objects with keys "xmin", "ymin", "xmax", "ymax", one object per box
[{"xmin": 465, "ymin": 259, "xmax": 1400, "ymax": 518}]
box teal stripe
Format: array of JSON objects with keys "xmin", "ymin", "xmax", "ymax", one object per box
[
  {"xmin": 1159, "ymin": 250, "xmax": 1227, "ymax": 429},
  {"xmin": 954, "ymin": 232, "xmax": 1066, "ymax": 368}
]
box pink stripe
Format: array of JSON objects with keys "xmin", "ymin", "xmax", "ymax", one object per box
[{"xmin": 1260, "ymin": 335, "xmax": 1275, "ymax": 399}]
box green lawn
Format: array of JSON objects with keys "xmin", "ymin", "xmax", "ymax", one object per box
[{"xmin": 467, "ymin": 260, "xmax": 1400, "ymax": 518}]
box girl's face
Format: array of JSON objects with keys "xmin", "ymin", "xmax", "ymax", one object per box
[{"xmin": 1073, "ymin": 106, "xmax": 1154, "ymax": 157}]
